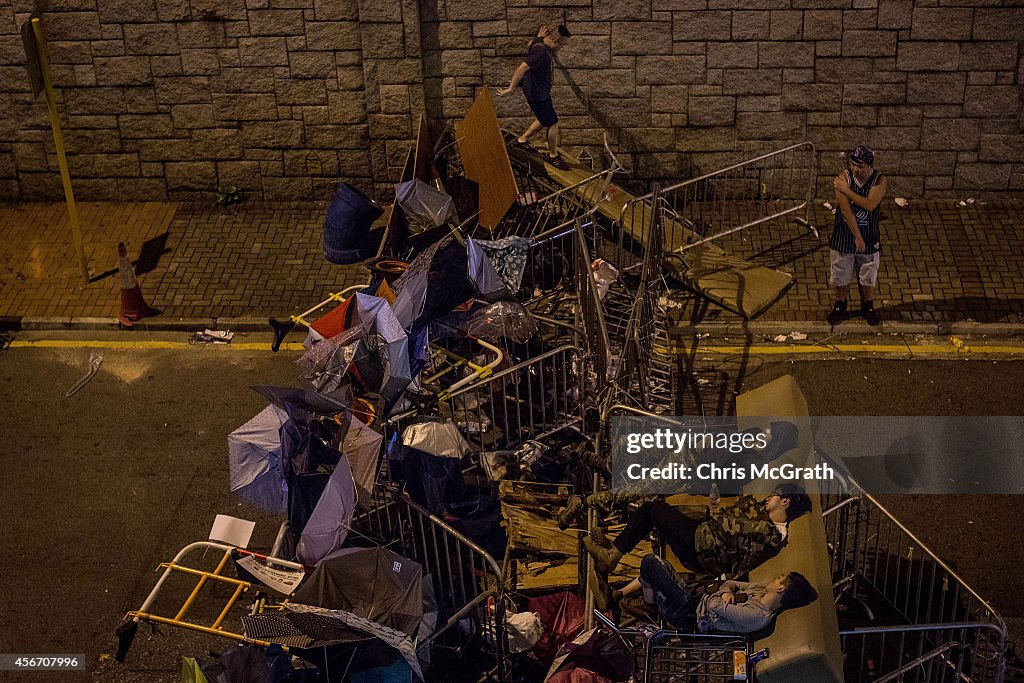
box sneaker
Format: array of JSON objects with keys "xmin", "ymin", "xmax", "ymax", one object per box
[
  {"xmin": 584, "ymin": 534, "xmax": 623, "ymax": 574},
  {"xmin": 547, "ymin": 154, "xmax": 571, "ymax": 170},
  {"xmin": 510, "ymin": 138, "xmax": 538, "ymax": 154},
  {"xmin": 590, "ymin": 525, "xmax": 612, "ymax": 549},
  {"xmin": 556, "ymin": 494, "xmax": 584, "ymax": 530},
  {"xmin": 826, "ymin": 300, "xmax": 848, "ymax": 326},
  {"xmin": 620, "ymin": 596, "xmax": 658, "ymax": 621},
  {"xmin": 862, "ymin": 301, "xmax": 881, "ymax": 326}
]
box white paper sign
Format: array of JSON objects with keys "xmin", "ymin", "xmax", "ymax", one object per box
[{"xmin": 209, "ymin": 514, "xmax": 255, "ymax": 548}]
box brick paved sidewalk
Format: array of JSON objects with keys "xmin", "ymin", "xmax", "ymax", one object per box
[
  {"xmin": 1, "ymin": 198, "xmax": 1022, "ymax": 328},
  {"xmin": 669, "ymin": 198, "xmax": 1024, "ymax": 326},
  {"xmin": 0, "ymin": 200, "xmax": 366, "ymax": 324}
]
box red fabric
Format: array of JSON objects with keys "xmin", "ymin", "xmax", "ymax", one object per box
[
  {"xmin": 547, "ymin": 669, "xmax": 615, "ymax": 683},
  {"xmin": 310, "ymin": 297, "xmax": 354, "ymax": 338},
  {"xmin": 528, "ymin": 592, "xmax": 586, "ymax": 664}
]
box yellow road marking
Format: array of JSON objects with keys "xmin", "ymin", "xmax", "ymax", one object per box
[
  {"xmin": 7, "ymin": 340, "xmax": 305, "ymax": 351},
  {"xmin": 6, "ymin": 339, "xmax": 1023, "ymax": 356},
  {"xmin": 670, "ymin": 344, "xmax": 1024, "ymax": 355}
]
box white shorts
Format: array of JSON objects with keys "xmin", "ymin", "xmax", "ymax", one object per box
[{"xmin": 830, "ymin": 250, "xmax": 879, "ymax": 287}]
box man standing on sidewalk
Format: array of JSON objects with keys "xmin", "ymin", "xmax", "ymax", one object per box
[
  {"xmin": 498, "ymin": 25, "xmax": 572, "ymax": 170},
  {"xmin": 827, "ymin": 145, "xmax": 888, "ymax": 326}
]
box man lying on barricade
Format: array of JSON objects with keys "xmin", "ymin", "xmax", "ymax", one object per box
[
  {"xmin": 581, "ymin": 483, "xmax": 813, "ymax": 582},
  {"xmin": 623, "ymin": 554, "xmax": 818, "ymax": 634}
]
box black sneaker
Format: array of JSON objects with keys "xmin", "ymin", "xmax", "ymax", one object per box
[
  {"xmin": 827, "ymin": 300, "xmax": 848, "ymax": 326},
  {"xmin": 862, "ymin": 301, "xmax": 881, "ymax": 326},
  {"xmin": 547, "ymin": 154, "xmax": 571, "ymax": 170},
  {"xmin": 510, "ymin": 138, "xmax": 539, "ymax": 154}
]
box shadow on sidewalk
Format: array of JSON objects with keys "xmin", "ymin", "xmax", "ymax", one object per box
[{"xmin": 88, "ymin": 232, "xmax": 171, "ymax": 284}]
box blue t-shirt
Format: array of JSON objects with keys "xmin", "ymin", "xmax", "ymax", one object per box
[{"xmin": 522, "ymin": 38, "xmax": 552, "ymax": 102}]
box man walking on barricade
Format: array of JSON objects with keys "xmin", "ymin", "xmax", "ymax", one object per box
[
  {"xmin": 498, "ymin": 25, "xmax": 572, "ymax": 170},
  {"xmin": 827, "ymin": 144, "xmax": 888, "ymax": 327}
]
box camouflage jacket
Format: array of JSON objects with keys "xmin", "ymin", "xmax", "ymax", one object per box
[{"xmin": 693, "ymin": 494, "xmax": 785, "ymax": 578}]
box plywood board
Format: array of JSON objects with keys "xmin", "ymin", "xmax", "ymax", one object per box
[{"xmin": 455, "ymin": 89, "xmax": 517, "ymax": 230}]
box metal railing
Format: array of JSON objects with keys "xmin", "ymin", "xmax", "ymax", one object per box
[
  {"xmin": 611, "ymin": 186, "xmax": 674, "ymax": 413},
  {"xmin": 441, "ymin": 343, "xmax": 585, "ymax": 454},
  {"xmin": 499, "ymin": 134, "xmax": 623, "ymax": 241},
  {"xmin": 823, "ymin": 485, "xmax": 1008, "ymax": 682},
  {"xmin": 608, "ymin": 142, "xmax": 817, "ymax": 278},
  {"xmin": 574, "ymin": 217, "xmax": 613, "ymax": 386},
  {"xmin": 360, "ymin": 490, "xmax": 511, "ymax": 682}
]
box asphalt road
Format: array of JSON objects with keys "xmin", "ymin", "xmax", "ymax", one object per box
[
  {"xmin": 0, "ymin": 333, "xmax": 1022, "ymax": 681},
  {"xmin": 0, "ymin": 335, "xmax": 305, "ymax": 682}
]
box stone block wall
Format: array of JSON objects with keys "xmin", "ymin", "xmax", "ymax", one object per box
[
  {"xmin": 0, "ymin": 0, "xmax": 424, "ymax": 201},
  {"xmin": 0, "ymin": 0, "xmax": 1022, "ymax": 201}
]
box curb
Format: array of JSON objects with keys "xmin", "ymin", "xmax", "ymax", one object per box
[
  {"xmin": 669, "ymin": 320, "xmax": 1024, "ymax": 338},
  {"xmin": 6, "ymin": 316, "xmax": 273, "ymax": 333},
  {"xmin": 4, "ymin": 315, "xmax": 1024, "ymax": 339}
]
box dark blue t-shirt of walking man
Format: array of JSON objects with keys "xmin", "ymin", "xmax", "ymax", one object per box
[{"xmin": 499, "ymin": 25, "xmax": 572, "ymax": 170}]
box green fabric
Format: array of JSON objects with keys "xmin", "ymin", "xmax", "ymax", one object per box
[
  {"xmin": 180, "ymin": 657, "xmax": 208, "ymax": 683},
  {"xmin": 694, "ymin": 494, "xmax": 785, "ymax": 578}
]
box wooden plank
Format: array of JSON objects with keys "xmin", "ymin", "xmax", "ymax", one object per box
[
  {"xmin": 412, "ymin": 113, "xmax": 436, "ymax": 184},
  {"xmin": 455, "ymin": 88, "xmax": 517, "ymax": 230}
]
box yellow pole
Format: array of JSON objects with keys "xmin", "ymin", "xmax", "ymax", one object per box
[{"xmin": 31, "ymin": 17, "xmax": 89, "ymax": 283}]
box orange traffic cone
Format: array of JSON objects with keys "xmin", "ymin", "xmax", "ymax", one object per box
[{"xmin": 117, "ymin": 242, "xmax": 158, "ymax": 327}]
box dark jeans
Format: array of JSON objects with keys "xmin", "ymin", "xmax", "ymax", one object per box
[
  {"xmin": 612, "ymin": 499, "xmax": 702, "ymax": 571},
  {"xmin": 639, "ymin": 554, "xmax": 702, "ymax": 629}
]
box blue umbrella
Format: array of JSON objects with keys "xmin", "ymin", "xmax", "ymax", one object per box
[{"xmin": 227, "ymin": 404, "xmax": 289, "ymax": 514}]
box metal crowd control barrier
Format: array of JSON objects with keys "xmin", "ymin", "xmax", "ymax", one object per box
[
  {"xmin": 617, "ymin": 141, "xmax": 818, "ymax": 261},
  {"xmin": 823, "ymin": 486, "xmax": 1008, "ymax": 682},
  {"xmin": 573, "ymin": 218, "xmax": 613, "ymax": 386},
  {"xmin": 593, "ymin": 610, "xmax": 754, "ymax": 683},
  {"xmin": 441, "ymin": 343, "xmax": 585, "ymax": 454},
  {"xmin": 499, "ymin": 162, "xmax": 619, "ymax": 241},
  {"xmin": 611, "ymin": 187, "xmax": 674, "ymax": 413},
  {"xmin": 500, "ymin": 133, "xmax": 623, "ymax": 241},
  {"xmin": 493, "ymin": 138, "xmax": 622, "ymax": 324},
  {"xmin": 583, "ymin": 186, "xmax": 675, "ymax": 413},
  {"xmin": 118, "ymin": 542, "xmax": 305, "ymax": 660},
  {"xmin": 360, "ymin": 490, "xmax": 511, "ymax": 682}
]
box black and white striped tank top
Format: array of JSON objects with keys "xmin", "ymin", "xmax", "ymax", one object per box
[{"xmin": 830, "ymin": 170, "xmax": 882, "ymax": 254}]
